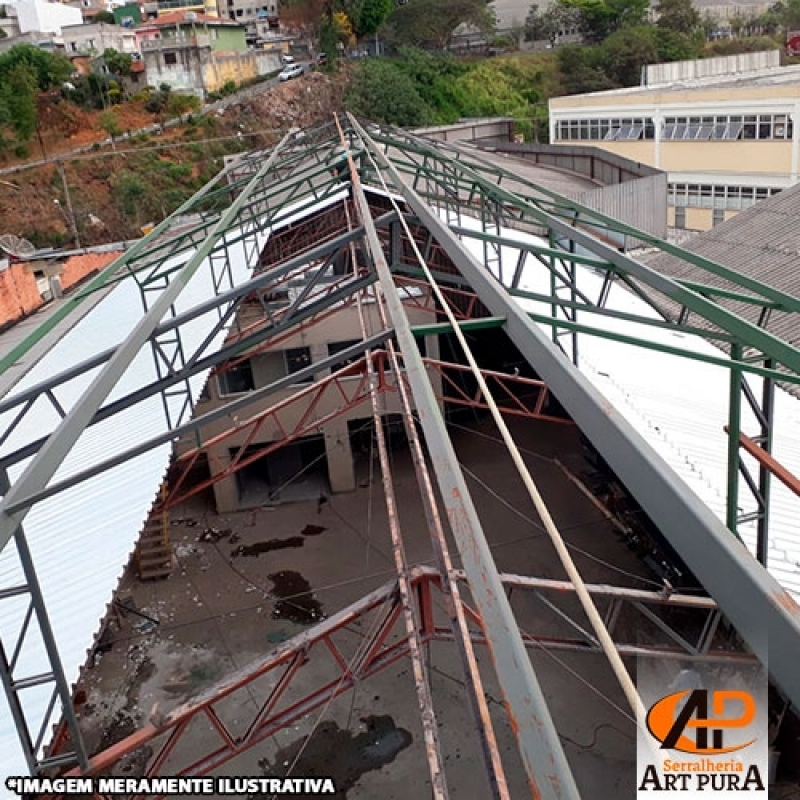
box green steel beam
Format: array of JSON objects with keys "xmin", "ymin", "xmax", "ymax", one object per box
[
  {"xmin": 374, "ymin": 130, "xmax": 800, "ymax": 375},
  {"xmin": 376, "ymin": 127, "xmax": 800, "ymax": 316},
  {"xmin": 524, "ymin": 311, "xmax": 800, "ymax": 385},
  {"xmin": 727, "ymin": 344, "xmax": 744, "ymax": 535},
  {"xmin": 394, "ymin": 263, "xmax": 739, "ymax": 346},
  {"xmin": 410, "ymin": 317, "xmax": 506, "ymax": 336}
]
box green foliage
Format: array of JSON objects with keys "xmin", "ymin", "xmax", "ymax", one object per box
[
  {"xmin": 345, "ymin": 49, "xmax": 549, "ymax": 130},
  {"xmin": 381, "ymin": 0, "xmax": 495, "ymax": 50},
  {"xmin": 344, "ymin": 58, "xmax": 432, "ymax": 125},
  {"xmin": 556, "ymin": 45, "xmax": 616, "ymax": 93},
  {"xmin": 705, "ymin": 35, "xmax": 780, "ymax": 55},
  {"xmin": 598, "ymin": 25, "xmax": 659, "ymax": 85},
  {"xmin": 395, "ymin": 48, "xmax": 467, "ymax": 122},
  {"xmin": 2, "ymin": 64, "xmax": 37, "ymax": 142},
  {"xmin": 93, "ymin": 10, "xmax": 115, "ymax": 24},
  {"xmin": 559, "ymin": 0, "xmax": 649, "ymax": 42},
  {"xmin": 112, "ymin": 170, "xmax": 148, "ymax": 219},
  {"xmin": 145, "ymin": 84, "xmax": 172, "ymax": 113},
  {"xmin": 167, "ymin": 92, "xmax": 201, "ymax": 116},
  {"xmin": 453, "ymin": 61, "xmax": 532, "ymax": 118},
  {"xmin": 102, "ymin": 48, "xmax": 132, "ymax": 77},
  {"xmin": 525, "ymin": 3, "xmax": 581, "ymax": 44},
  {"xmin": 0, "ymin": 45, "xmax": 72, "ymax": 90},
  {"xmin": 98, "ymin": 109, "xmax": 123, "ymax": 139},
  {"xmin": 356, "ymin": 0, "xmax": 393, "ymax": 36},
  {"xmin": 655, "ymin": 0, "xmax": 700, "ymax": 33}
]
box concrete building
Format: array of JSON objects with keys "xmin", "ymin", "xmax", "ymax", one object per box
[
  {"xmin": 220, "ymin": 0, "xmax": 279, "ymax": 46},
  {"xmin": 61, "ymin": 20, "xmax": 139, "ymax": 54},
  {"xmin": 549, "ymin": 51, "xmax": 800, "ymax": 231},
  {"xmin": 8, "ymin": 0, "xmax": 82, "ymax": 34},
  {"xmin": 136, "ymin": 10, "xmax": 279, "ymax": 96}
]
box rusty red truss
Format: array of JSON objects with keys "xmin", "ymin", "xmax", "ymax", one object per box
[
  {"xmin": 51, "ymin": 566, "xmax": 750, "ymax": 799},
  {"xmin": 422, "ymin": 357, "xmax": 571, "ymax": 425},
  {"xmin": 163, "ymin": 352, "xmax": 394, "ymax": 509}
]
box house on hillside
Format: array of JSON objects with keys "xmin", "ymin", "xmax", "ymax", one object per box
[{"xmin": 136, "ymin": 11, "xmax": 280, "ymax": 96}]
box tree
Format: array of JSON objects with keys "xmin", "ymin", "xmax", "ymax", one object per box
[
  {"xmin": 102, "ymin": 48, "xmax": 132, "ymax": 77},
  {"xmin": 557, "ymin": 44, "xmax": 617, "ymax": 92},
  {"xmin": 655, "ymin": 0, "xmax": 700, "ymax": 33},
  {"xmin": 94, "ymin": 10, "xmax": 115, "ymax": 24},
  {"xmin": 381, "ymin": 0, "xmax": 496, "ymax": 50},
  {"xmin": 525, "ymin": 3, "xmax": 581, "ymax": 44},
  {"xmin": 355, "ymin": 0, "xmax": 394, "ymax": 37},
  {"xmin": 598, "ymin": 25, "xmax": 659, "ymax": 85},
  {"xmin": 2, "ymin": 64, "xmax": 37, "ymax": 142},
  {"xmin": 98, "ymin": 108, "xmax": 122, "ymax": 141},
  {"xmin": 345, "ymin": 59, "xmax": 433, "ymax": 125},
  {"xmin": 0, "ymin": 44, "xmax": 72, "ymax": 90},
  {"xmin": 559, "ymin": 0, "xmax": 649, "ymax": 42}
]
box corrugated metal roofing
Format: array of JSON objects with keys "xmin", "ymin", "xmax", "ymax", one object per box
[
  {"xmin": 512, "ymin": 251, "xmax": 800, "ymax": 600},
  {"xmin": 0, "ymin": 233, "xmax": 261, "ymax": 781},
  {"xmin": 455, "ymin": 217, "xmax": 800, "ymax": 604},
  {"xmin": 643, "ymin": 184, "xmax": 800, "ymax": 394}
]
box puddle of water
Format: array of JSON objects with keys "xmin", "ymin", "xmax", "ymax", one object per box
[
  {"xmin": 231, "ymin": 536, "xmax": 305, "ymax": 557},
  {"xmin": 254, "ymin": 715, "xmax": 412, "ymax": 798},
  {"xmin": 301, "ymin": 524, "xmax": 326, "ymax": 537},
  {"xmin": 268, "ymin": 570, "xmax": 324, "ymax": 625}
]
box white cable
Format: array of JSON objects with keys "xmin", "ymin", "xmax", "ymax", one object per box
[{"xmin": 354, "ymin": 122, "xmax": 650, "ymax": 730}]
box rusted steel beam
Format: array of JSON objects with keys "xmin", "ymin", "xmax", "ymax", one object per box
[{"xmin": 735, "ymin": 429, "xmax": 800, "ymax": 498}]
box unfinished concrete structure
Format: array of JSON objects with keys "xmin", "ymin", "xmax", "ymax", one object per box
[{"xmin": 1, "ymin": 116, "xmax": 800, "ymax": 798}]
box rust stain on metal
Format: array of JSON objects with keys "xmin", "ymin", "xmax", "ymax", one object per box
[{"xmin": 772, "ymin": 589, "xmax": 800, "ymax": 615}]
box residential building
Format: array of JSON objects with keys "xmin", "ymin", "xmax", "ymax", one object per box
[
  {"xmin": 8, "ymin": 0, "xmax": 82, "ymax": 35},
  {"xmin": 140, "ymin": 0, "xmax": 219, "ymax": 20},
  {"xmin": 221, "ymin": 0, "xmax": 279, "ymax": 46},
  {"xmin": 137, "ymin": 11, "xmax": 280, "ymax": 95},
  {"xmin": 549, "ymin": 51, "xmax": 800, "ymax": 231},
  {"xmin": 61, "ymin": 21, "xmax": 139, "ymax": 55}
]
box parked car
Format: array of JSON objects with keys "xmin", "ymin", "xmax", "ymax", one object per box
[
  {"xmin": 281, "ymin": 54, "xmax": 296, "ymax": 65},
  {"xmin": 279, "ymin": 63, "xmax": 304, "ymax": 82},
  {"xmin": 316, "ymin": 52, "xmax": 327, "ymax": 65}
]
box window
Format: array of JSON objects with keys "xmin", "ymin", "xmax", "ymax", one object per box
[
  {"xmin": 555, "ymin": 117, "xmax": 653, "ymax": 142},
  {"xmin": 674, "ymin": 206, "xmax": 686, "ymax": 229},
  {"xmin": 218, "ymin": 360, "xmax": 255, "ymax": 395},
  {"xmin": 285, "ymin": 347, "xmax": 313, "ymax": 382},
  {"xmin": 164, "ymin": 51, "xmax": 177, "ymax": 65},
  {"xmin": 327, "ymin": 340, "xmax": 362, "ymax": 373},
  {"xmin": 712, "ymin": 208, "xmax": 725, "ymax": 226}
]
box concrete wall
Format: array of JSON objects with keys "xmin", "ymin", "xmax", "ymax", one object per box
[
  {"xmin": 16, "ymin": 0, "xmax": 81, "ymax": 34},
  {"xmin": 188, "ymin": 299, "xmax": 440, "ymax": 512},
  {"xmin": 414, "ymin": 118, "xmax": 515, "ymax": 144},
  {"xmin": 61, "ymin": 23, "xmax": 139, "ymax": 55},
  {"xmin": 0, "ymin": 251, "xmax": 115, "ymax": 329},
  {"xmin": 479, "ymin": 141, "xmax": 668, "ymax": 241},
  {"xmin": 644, "ymin": 51, "xmax": 780, "ymax": 87}
]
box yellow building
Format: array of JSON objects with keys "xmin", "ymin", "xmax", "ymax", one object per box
[{"xmin": 548, "ymin": 52, "xmax": 800, "ymax": 231}]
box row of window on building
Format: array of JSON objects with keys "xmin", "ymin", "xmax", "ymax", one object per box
[
  {"xmin": 555, "ymin": 114, "xmax": 794, "ymax": 142},
  {"xmin": 668, "ymin": 182, "xmax": 782, "ymax": 210}
]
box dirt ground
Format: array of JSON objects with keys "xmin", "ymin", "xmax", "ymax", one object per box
[{"xmin": 73, "ymin": 416, "xmax": 686, "ymax": 798}]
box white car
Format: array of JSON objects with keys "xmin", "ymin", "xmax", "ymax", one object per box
[{"xmin": 279, "ymin": 64, "xmax": 304, "ymax": 82}]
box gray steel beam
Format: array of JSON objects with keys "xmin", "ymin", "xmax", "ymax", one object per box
[
  {"xmin": 350, "ymin": 118, "xmax": 581, "ymax": 800},
  {"xmin": 5, "ymin": 332, "xmax": 391, "ymax": 512},
  {"xmin": 381, "ymin": 150, "xmax": 800, "ymax": 710},
  {"xmin": 0, "ymin": 133, "xmax": 294, "ymax": 553},
  {"xmin": 0, "ymin": 272, "xmax": 377, "ymax": 472},
  {"xmin": 0, "ymin": 220, "xmax": 388, "ymax": 420}
]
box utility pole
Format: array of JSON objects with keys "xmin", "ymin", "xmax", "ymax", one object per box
[{"xmin": 55, "ymin": 160, "xmax": 81, "ymax": 250}]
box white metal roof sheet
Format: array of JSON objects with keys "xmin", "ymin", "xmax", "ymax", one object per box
[
  {"xmin": 511, "ymin": 247, "xmax": 800, "ymax": 600},
  {"xmin": 0, "ymin": 230, "xmax": 263, "ymax": 782}
]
